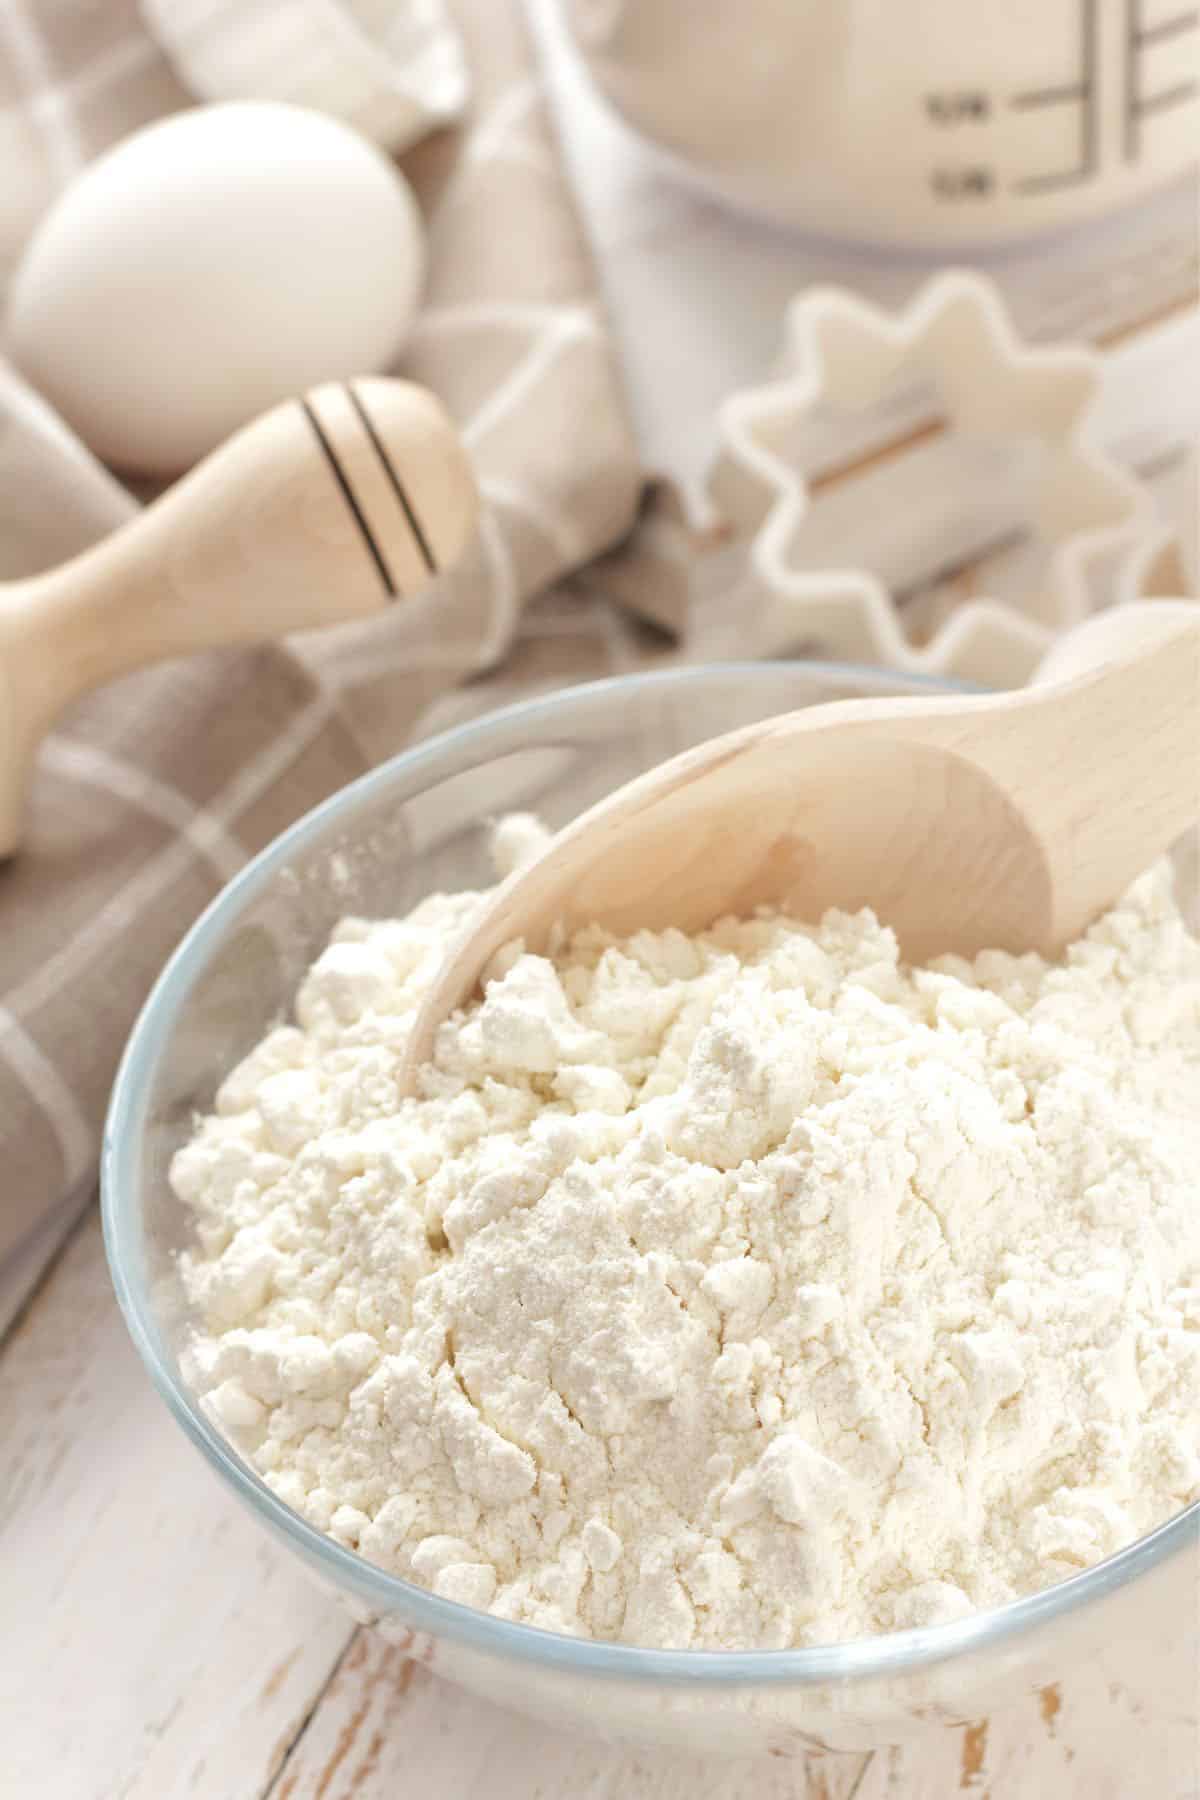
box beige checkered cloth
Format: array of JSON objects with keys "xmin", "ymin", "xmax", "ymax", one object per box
[{"xmin": 0, "ymin": 0, "xmax": 646, "ymax": 1262}]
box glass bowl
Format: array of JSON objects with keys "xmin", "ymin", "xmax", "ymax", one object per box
[{"xmin": 102, "ymin": 662, "xmax": 1200, "ymax": 1758}]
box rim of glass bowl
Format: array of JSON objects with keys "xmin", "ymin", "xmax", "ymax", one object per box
[{"xmin": 103, "ymin": 660, "xmax": 1200, "ymax": 1688}]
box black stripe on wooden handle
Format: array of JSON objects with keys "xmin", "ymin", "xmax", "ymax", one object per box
[
  {"xmin": 347, "ymin": 384, "xmax": 438, "ymax": 577},
  {"xmin": 301, "ymin": 398, "xmax": 396, "ymax": 599}
]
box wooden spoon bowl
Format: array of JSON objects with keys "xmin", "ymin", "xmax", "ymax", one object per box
[{"xmin": 401, "ymin": 602, "xmax": 1200, "ymax": 1083}]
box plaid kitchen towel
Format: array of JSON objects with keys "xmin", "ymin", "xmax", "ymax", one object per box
[
  {"xmin": 0, "ymin": 0, "xmax": 642, "ymax": 1263},
  {"xmin": 143, "ymin": 0, "xmax": 470, "ymax": 152}
]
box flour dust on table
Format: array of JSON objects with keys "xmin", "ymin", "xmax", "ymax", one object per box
[{"xmin": 171, "ymin": 819, "xmax": 1200, "ymax": 1651}]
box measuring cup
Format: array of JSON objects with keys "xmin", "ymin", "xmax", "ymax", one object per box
[{"xmin": 566, "ymin": 0, "xmax": 1199, "ymax": 246}]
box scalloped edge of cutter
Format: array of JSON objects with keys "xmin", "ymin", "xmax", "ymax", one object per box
[{"xmin": 709, "ymin": 270, "xmax": 1160, "ymax": 688}]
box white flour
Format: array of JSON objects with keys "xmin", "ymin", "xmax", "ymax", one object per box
[{"xmin": 173, "ymin": 825, "xmax": 1200, "ymax": 1649}]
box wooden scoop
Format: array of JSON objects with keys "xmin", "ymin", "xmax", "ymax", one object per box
[
  {"xmin": 402, "ymin": 601, "xmax": 1200, "ymax": 1081},
  {"xmin": 0, "ymin": 378, "xmax": 477, "ymax": 856}
]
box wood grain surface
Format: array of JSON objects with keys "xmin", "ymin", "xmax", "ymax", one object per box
[{"xmin": 2, "ymin": 1184, "xmax": 1195, "ymax": 1797}]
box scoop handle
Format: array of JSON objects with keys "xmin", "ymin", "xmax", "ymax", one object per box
[
  {"xmin": 1031, "ymin": 599, "xmax": 1199, "ymax": 689},
  {"xmin": 1, "ymin": 379, "xmax": 477, "ymax": 734},
  {"xmin": 971, "ymin": 599, "xmax": 1198, "ymax": 948}
]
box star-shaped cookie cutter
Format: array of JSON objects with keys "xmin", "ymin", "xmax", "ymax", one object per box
[{"xmin": 708, "ymin": 271, "xmax": 1164, "ymax": 687}]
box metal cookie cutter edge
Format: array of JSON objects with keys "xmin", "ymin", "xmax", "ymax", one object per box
[{"xmin": 709, "ymin": 269, "xmax": 1166, "ymax": 688}]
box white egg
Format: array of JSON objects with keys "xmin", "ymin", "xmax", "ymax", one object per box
[{"xmin": 7, "ymin": 101, "xmax": 426, "ymax": 475}]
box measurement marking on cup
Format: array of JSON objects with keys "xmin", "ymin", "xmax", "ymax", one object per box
[
  {"xmin": 931, "ymin": 0, "xmax": 1195, "ymax": 205},
  {"xmin": 1126, "ymin": 0, "xmax": 1200, "ymax": 158},
  {"xmin": 1010, "ymin": 0, "xmax": 1097, "ymax": 193},
  {"xmin": 1126, "ymin": 0, "xmax": 1140, "ymax": 157},
  {"xmin": 1135, "ymin": 7, "xmax": 1198, "ymax": 45},
  {"xmin": 1010, "ymin": 81, "xmax": 1085, "ymax": 109},
  {"xmin": 925, "ymin": 83, "xmax": 995, "ymax": 198},
  {"xmin": 1137, "ymin": 78, "xmax": 1199, "ymax": 113},
  {"xmin": 925, "ymin": 91, "xmax": 991, "ymax": 123}
]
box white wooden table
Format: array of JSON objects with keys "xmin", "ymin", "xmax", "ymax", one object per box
[
  {"xmin": 2, "ymin": 6, "xmax": 1198, "ymax": 1794},
  {"xmin": 4, "ymin": 1189, "xmax": 1199, "ymax": 1800}
]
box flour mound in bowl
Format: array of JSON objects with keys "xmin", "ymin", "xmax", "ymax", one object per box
[{"xmin": 172, "ymin": 824, "xmax": 1200, "ymax": 1650}]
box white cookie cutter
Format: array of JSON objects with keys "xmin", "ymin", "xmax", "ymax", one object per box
[{"xmin": 708, "ymin": 271, "xmax": 1164, "ymax": 688}]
